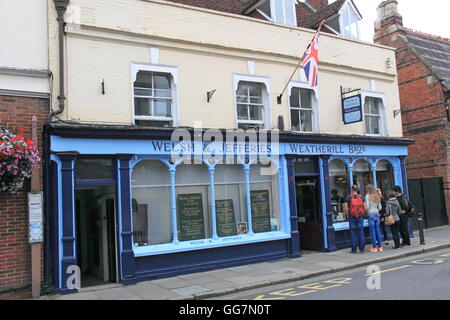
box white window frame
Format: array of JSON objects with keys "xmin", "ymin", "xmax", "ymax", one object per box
[
  {"xmin": 361, "ymin": 90, "xmax": 388, "ymax": 137},
  {"xmin": 131, "ymin": 63, "xmax": 179, "ymax": 127},
  {"xmin": 288, "ymin": 81, "xmax": 320, "ymax": 133},
  {"xmin": 338, "ymin": 0, "xmax": 361, "ymax": 40},
  {"xmin": 233, "ymin": 74, "xmax": 272, "ymax": 130}
]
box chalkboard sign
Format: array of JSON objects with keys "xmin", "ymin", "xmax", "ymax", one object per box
[
  {"xmin": 215, "ymin": 199, "xmax": 237, "ymax": 237},
  {"xmin": 250, "ymin": 190, "xmax": 271, "ymax": 233},
  {"xmin": 177, "ymin": 193, "xmax": 205, "ymax": 241}
]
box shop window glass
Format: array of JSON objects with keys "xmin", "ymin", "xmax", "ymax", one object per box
[
  {"xmin": 294, "ymin": 157, "xmax": 316, "ymax": 173},
  {"xmin": 250, "ymin": 162, "xmax": 280, "ymax": 233},
  {"xmin": 175, "ymin": 164, "xmax": 211, "ymax": 241},
  {"xmin": 376, "ymin": 160, "xmax": 394, "ymax": 198},
  {"xmin": 329, "ymin": 159, "xmax": 349, "ymax": 223},
  {"xmin": 352, "ymin": 159, "xmax": 373, "ymax": 198},
  {"xmin": 75, "ymin": 158, "xmax": 113, "ymax": 180},
  {"xmin": 131, "ymin": 160, "xmax": 171, "ymax": 246},
  {"xmin": 214, "ymin": 164, "xmax": 248, "ymax": 236}
]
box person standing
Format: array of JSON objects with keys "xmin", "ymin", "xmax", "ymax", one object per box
[
  {"xmin": 365, "ymin": 185, "xmax": 383, "ymax": 252},
  {"xmin": 392, "ymin": 186, "xmax": 412, "ymax": 247},
  {"xmin": 386, "ymin": 191, "xmax": 402, "ymax": 249},
  {"xmin": 344, "ymin": 184, "xmax": 367, "ymax": 254},
  {"xmin": 376, "ymin": 188, "xmax": 389, "ymax": 245}
]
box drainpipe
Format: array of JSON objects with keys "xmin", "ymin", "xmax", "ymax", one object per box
[{"xmin": 51, "ymin": 0, "xmax": 70, "ymax": 118}]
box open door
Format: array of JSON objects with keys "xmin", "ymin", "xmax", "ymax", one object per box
[
  {"xmin": 75, "ymin": 186, "xmax": 118, "ymax": 287},
  {"xmin": 296, "ymin": 176, "xmax": 323, "ymax": 251}
]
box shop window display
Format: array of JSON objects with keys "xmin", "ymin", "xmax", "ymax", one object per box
[
  {"xmin": 376, "ymin": 160, "xmax": 394, "ymax": 198},
  {"xmin": 352, "ymin": 159, "xmax": 373, "ymax": 198},
  {"xmin": 329, "ymin": 159, "xmax": 349, "ymax": 222},
  {"xmin": 131, "ymin": 159, "xmax": 172, "ymax": 246}
]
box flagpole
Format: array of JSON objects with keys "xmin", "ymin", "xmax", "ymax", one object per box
[{"xmin": 277, "ymin": 20, "xmax": 326, "ymax": 105}]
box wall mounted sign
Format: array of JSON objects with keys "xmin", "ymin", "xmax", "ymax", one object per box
[
  {"xmin": 250, "ymin": 190, "xmax": 271, "ymax": 233},
  {"xmin": 28, "ymin": 192, "xmax": 43, "ymax": 243},
  {"xmin": 177, "ymin": 193, "xmax": 205, "ymax": 241},
  {"xmin": 342, "ymin": 94, "xmax": 363, "ymax": 125},
  {"xmin": 215, "ymin": 199, "xmax": 237, "ymax": 237}
]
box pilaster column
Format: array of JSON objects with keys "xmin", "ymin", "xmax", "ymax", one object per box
[
  {"xmin": 321, "ymin": 155, "xmax": 337, "ymax": 252},
  {"xmin": 286, "ymin": 156, "xmax": 301, "ymax": 258}
]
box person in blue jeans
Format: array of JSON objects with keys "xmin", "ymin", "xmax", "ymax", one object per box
[
  {"xmin": 365, "ymin": 184, "xmax": 383, "ymax": 252},
  {"xmin": 344, "ymin": 185, "xmax": 367, "ymax": 254}
]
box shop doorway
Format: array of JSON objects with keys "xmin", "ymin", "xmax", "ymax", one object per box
[
  {"xmin": 296, "ymin": 176, "xmax": 323, "ymax": 251},
  {"xmin": 75, "ymin": 185, "xmax": 118, "ymax": 287}
]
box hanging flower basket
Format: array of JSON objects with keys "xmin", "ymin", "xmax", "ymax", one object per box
[{"xmin": 0, "ymin": 127, "xmax": 41, "ymax": 193}]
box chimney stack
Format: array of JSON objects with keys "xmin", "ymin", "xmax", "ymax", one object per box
[{"xmin": 374, "ymin": 0, "xmax": 403, "ymax": 43}]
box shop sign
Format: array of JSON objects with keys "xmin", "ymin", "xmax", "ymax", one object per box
[
  {"xmin": 215, "ymin": 199, "xmax": 237, "ymax": 237},
  {"xmin": 250, "ymin": 190, "xmax": 271, "ymax": 233},
  {"xmin": 28, "ymin": 192, "xmax": 43, "ymax": 243},
  {"xmin": 342, "ymin": 94, "xmax": 363, "ymax": 125},
  {"xmin": 177, "ymin": 193, "xmax": 205, "ymax": 241}
]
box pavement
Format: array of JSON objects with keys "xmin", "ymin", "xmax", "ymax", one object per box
[{"xmin": 41, "ymin": 225, "xmax": 450, "ymax": 300}]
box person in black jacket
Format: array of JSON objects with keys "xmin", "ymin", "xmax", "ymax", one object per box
[
  {"xmin": 376, "ymin": 188, "xmax": 389, "ymax": 245},
  {"xmin": 392, "ymin": 185, "xmax": 411, "ymax": 247}
]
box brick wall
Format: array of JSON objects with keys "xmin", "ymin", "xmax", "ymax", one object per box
[
  {"xmin": 0, "ymin": 95, "xmax": 49, "ymax": 299},
  {"xmin": 374, "ymin": 17, "xmax": 450, "ymax": 221}
]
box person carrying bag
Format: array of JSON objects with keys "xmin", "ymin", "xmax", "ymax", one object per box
[{"xmin": 386, "ymin": 191, "xmax": 402, "ymax": 249}]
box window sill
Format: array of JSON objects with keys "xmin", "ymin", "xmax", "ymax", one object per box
[{"xmin": 132, "ymin": 231, "xmax": 291, "ymax": 257}]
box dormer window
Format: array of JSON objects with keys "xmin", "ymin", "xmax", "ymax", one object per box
[
  {"xmin": 256, "ymin": 0, "xmax": 297, "ymax": 27},
  {"xmin": 325, "ymin": 1, "xmax": 361, "ymax": 40}
]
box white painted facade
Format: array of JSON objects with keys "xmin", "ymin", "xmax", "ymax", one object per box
[
  {"xmin": 47, "ymin": 0, "xmax": 404, "ymax": 137},
  {"xmin": 0, "ymin": 0, "xmax": 50, "ymax": 97}
]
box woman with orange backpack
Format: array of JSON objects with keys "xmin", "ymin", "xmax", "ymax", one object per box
[{"xmin": 365, "ymin": 184, "xmax": 383, "ymax": 252}]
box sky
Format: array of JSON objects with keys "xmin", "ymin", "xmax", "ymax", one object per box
[{"xmin": 331, "ymin": 0, "xmax": 450, "ymax": 43}]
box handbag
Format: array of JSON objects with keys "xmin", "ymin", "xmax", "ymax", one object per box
[{"xmin": 385, "ymin": 203, "xmax": 395, "ymax": 226}]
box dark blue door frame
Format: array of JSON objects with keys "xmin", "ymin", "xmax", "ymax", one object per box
[
  {"xmin": 320, "ymin": 155, "xmax": 337, "ymax": 252},
  {"xmin": 286, "ymin": 156, "xmax": 301, "ymax": 258}
]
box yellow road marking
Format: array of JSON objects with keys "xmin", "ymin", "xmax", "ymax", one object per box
[
  {"xmin": 269, "ymin": 288, "xmax": 317, "ymax": 297},
  {"xmin": 365, "ymin": 265, "xmax": 412, "ymax": 276},
  {"xmin": 254, "ymin": 295, "xmax": 286, "ymax": 300},
  {"xmin": 439, "ymin": 253, "xmax": 450, "ymax": 257},
  {"xmin": 411, "ymin": 258, "xmax": 445, "ymax": 265},
  {"xmin": 298, "ymin": 282, "xmax": 341, "ymax": 290}
]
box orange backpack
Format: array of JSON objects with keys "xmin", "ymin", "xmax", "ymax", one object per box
[{"xmin": 349, "ymin": 194, "xmax": 365, "ymax": 217}]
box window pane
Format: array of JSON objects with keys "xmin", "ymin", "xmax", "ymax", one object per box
[
  {"xmin": 135, "ymin": 120, "xmax": 172, "ymax": 127},
  {"xmin": 249, "ymin": 96, "xmax": 262, "ymax": 104},
  {"xmin": 134, "ymin": 98, "xmax": 152, "ymax": 116},
  {"xmin": 153, "ymin": 73, "xmax": 170, "ymax": 90},
  {"xmin": 214, "ymin": 164, "xmax": 247, "ymax": 237},
  {"xmin": 376, "ymin": 160, "xmax": 394, "ymax": 198},
  {"xmin": 365, "ymin": 116, "xmax": 371, "ymax": 134},
  {"xmin": 370, "ymin": 115, "xmax": 381, "ymax": 134},
  {"xmin": 352, "ymin": 160, "xmax": 373, "ymax": 198},
  {"xmin": 294, "ymin": 157, "xmax": 316, "ymax": 173},
  {"xmin": 274, "ymin": 0, "xmax": 284, "ymax": 23},
  {"xmin": 370, "ymin": 99, "xmax": 380, "ymax": 115},
  {"xmin": 291, "ymin": 109, "xmax": 300, "ymax": 131},
  {"xmin": 154, "ymin": 89, "xmax": 171, "ymax": 98},
  {"xmin": 236, "ymin": 82, "xmax": 248, "ymax": 96},
  {"xmin": 131, "ymin": 160, "xmax": 172, "ymax": 246},
  {"xmin": 237, "ymin": 104, "xmax": 249, "ymax": 120},
  {"xmin": 75, "ymin": 158, "xmax": 113, "ymax": 180},
  {"xmin": 364, "ymin": 100, "xmax": 371, "ymax": 114},
  {"xmin": 290, "ymin": 88, "xmax": 300, "ymax": 108},
  {"xmin": 285, "ymin": 0, "xmax": 295, "ymax": 26},
  {"xmin": 236, "ymin": 95, "xmax": 248, "ymax": 103},
  {"xmin": 300, "ymin": 110, "xmax": 313, "ymax": 132},
  {"xmin": 329, "ymin": 159, "xmax": 349, "ymax": 222},
  {"xmin": 248, "ymin": 82, "xmax": 262, "ymax": 97},
  {"xmin": 134, "ymin": 88, "xmax": 152, "ymax": 96},
  {"xmin": 175, "ymin": 165, "xmax": 211, "ymax": 241},
  {"xmin": 134, "ymin": 71, "xmax": 152, "ymax": 88},
  {"xmin": 250, "ymin": 162, "xmax": 280, "ymax": 233},
  {"xmin": 153, "ymin": 99, "xmax": 171, "ymax": 117},
  {"xmin": 300, "ymin": 89, "xmax": 312, "ymax": 109},
  {"xmin": 249, "ymin": 105, "xmax": 263, "ymax": 121}
]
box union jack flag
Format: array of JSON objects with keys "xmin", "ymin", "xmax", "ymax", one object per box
[{"xmin": 302, "ymin": 22, "xmax": 324, "ymax": 89}]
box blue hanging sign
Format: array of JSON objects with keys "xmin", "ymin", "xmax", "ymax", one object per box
[{"xmin": 342, "ymin": 94, "xmax": 363, "ymax": 125}]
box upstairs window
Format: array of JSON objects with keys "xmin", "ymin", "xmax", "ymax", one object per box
[
  {"xmin": 364, "ymin": 97, "xmax": 384, "ymax": 136},
  {"xmin": 132, "ymin": 64, "xmax": 179, "ymax": 128},
  {"xmin": 256, "ymin": 0, "xmax": 297, "ymax": 27},
  {"xmin": 289, "ymin": 85, "xmax": 318, "ymax": 133},
  {"xmin": 236, "ymin": 81, "xmax": 265, "ymax": 130},
  {"xmin": 325, "ymin": 1, "xmax": 361, "ymax": 40}
]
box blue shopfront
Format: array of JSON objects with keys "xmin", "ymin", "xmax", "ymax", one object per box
[{"xmin": 45, "ymin": 125, "xmax": 412, "ymax": 293}]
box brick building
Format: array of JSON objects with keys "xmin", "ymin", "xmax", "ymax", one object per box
[
  {"xmin": 374, "ymin": 0, "xmax": 450, "ymax": 223},
  {"xmin": 0, "ymin": 0, "xmax": 50, "ymax": 299}
]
